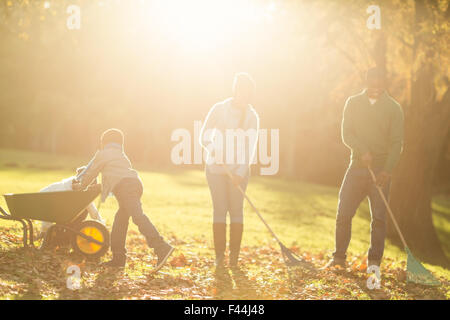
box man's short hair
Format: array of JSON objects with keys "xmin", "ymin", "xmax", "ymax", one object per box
[
  {"xmin": 233, "ymin": 72, "xmax": 256, "ymax": 96},
  {"xmin": 101, "ymin": 128, "xmax": 124, "ymax": 148},
  {"xmin": 366, "ymin": 67, "xmax": 386, "ymax": 82}
]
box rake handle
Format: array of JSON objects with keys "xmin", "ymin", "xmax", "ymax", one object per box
[
  {"xmin": 368, "ymin": 167, "xmax": 408, "ymax": 249},
  {"xmin": 220, "ymin": 165, "xmax": 282, "ymax": 244}
]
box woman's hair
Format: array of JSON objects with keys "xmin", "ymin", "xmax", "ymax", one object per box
[
  {"xmin": 101, "ymin": 128, "xmax": 124, "ymax": 148},
  {"xmin": 232, "ymin": 72, "xmax": 256, "ymax": 97}
]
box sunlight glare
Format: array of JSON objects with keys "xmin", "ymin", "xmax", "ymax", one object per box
[{"xmin": 151, "ymin": 0, "xmax": 269, "ymax": 51}]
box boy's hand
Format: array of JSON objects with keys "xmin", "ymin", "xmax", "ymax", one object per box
[{"xmin": 72, "ymin": 181, "xmax": 83, "ymax": 191}]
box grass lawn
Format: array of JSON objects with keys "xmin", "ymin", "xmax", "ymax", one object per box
[{"xmin": 0, "ymin": 149, "xmax": 449, "ymax": 300}]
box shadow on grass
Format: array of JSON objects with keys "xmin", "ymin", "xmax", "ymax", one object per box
[
  {"xmin": 59, "ymin": 267, "xmax": 124, "ymax": 300},
  {"xmin": 230, "ymin": 267, "xmax": 260, "ymax": 299},
  {"xmin": 0, "ymin": 247, "xmax": 54, "ymax": 300},
  {"xmin": 212, "ymin": 267, "xmax": 260, "ymax": 299},
  {"xmin": 213, "ymin": 267, "xmax": 233, "ymax": 299},
  {"xmin": 338, "ymin": 269, "xmax": 448, "ymax": 300}
]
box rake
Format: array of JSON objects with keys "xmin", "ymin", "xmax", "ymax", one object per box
[
  {"xmin": 221, "ymin": 165, "xmax": 313, "ymax": 269},
  {"xmin": 368, "ymin": 167, "xmax": 440, "ymax": 286}
]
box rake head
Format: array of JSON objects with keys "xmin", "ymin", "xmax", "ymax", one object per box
[
  {"xmin": 279, "ymin": 243, "xmax": 315, "ymax": 270},
  {"xmin": 405, "ymin": 247, "xmax": 440, "ymax": 286}
]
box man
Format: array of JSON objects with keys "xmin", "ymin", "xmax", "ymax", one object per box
[{"xmin": 325, "ymin": 67, "xmax": 404, "ymax": 269}]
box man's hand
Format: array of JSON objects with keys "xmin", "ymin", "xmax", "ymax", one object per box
[
  {"xmin": 231, "ymin": 175, "xmax": 244, "ymax": 187},
  {"xmin": 375, "ymin": 171, "xmax": 391, "ymax": 188},
  {"xmin": 361, "ymin": 152, "xmax": 373, "ymax": 167}
]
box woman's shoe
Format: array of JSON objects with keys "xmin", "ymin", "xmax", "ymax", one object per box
[
  {"xmin": 213, "ymin": 223, "xmax": 227, "ymax": 268},
  {"xmin": 229, "ymin": 223, "xmax": 243, "ymax": 267}
]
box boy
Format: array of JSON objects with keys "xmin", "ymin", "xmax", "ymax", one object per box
[
  {"xmin": 73, "ymin": 128, "xmax": 174, "ymax": 271},
  {"xmin": 38, "ymin": 166, "xmax": 105, "ymax": 238}
]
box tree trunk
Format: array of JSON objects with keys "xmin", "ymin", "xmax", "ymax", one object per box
[{"xmin": 389, "ymin": 63, "xmax": 450, "ymax": 265}]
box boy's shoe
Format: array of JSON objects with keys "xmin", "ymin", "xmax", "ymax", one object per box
[
  {"xmin": 102, "ymin": 258, "xmax": 126, "ymax": 268},
  {"xmin": 321, "ymin": 257, "xmax": 346, "ymax": 270},
  {"xmin": 154, "ymin": 242, "xmax": 174, "ymax": 273}
]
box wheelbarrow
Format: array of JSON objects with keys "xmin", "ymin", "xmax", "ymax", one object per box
[{"xmin": 0, "ymin": 184, "xmax": 110, "ymax": 258}]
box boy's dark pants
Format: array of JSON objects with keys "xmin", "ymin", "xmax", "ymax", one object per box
[
  {"xmin": 111, "ymin": 178, "xmax": 165, "ymax": 261},
  {"xmin": 333, "ymin": 167, "xmax": 390, "ymax": 263}
]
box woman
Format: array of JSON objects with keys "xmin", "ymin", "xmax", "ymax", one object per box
[{"xmin": 199, "ymin": 73, "xmax": 259, "ymax": 268}]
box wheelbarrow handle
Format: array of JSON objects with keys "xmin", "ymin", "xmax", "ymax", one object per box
[
  {"xmin": 0, "ymin": 205, "xmax": 9, "ymax": 216},
  {"xmin": 0, "ymin": 208, "xmax": 29, "ymax": 247}
]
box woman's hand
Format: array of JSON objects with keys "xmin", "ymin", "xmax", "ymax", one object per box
[
  {"xmin": 361, "ymin": 152, "xmax": 373, "ymax": 167},
  {"xmin": 231, "ymin": 175, "xmax": 244, "ymax": 187}
]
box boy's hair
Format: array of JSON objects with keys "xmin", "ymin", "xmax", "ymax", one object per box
[{"xmin": 101, "ymin": 128, "xmax": 124, "ymax": 148}]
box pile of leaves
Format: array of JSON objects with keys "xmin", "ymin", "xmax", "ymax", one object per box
[{"xmin": 0, "ymin": 227, "xmax": 449, "ymax": 300}]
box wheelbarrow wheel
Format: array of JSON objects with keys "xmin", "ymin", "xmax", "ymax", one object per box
[{"xmin": 72, "ymin": 220, "xmax": 109, "ymax": 259}]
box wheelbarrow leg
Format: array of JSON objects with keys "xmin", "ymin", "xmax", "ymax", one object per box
[
  {"xmin": 20, "ymin": 219, "xmax": 28, "ymax": 247},
  {"xmin": 25, "ymin": 219, "xmax": 35, "ymax": 248}
]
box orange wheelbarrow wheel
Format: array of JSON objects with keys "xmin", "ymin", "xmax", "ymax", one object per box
[{"xmin": 72, "ymin": 220, "xmax": 110, "ymax": 259}]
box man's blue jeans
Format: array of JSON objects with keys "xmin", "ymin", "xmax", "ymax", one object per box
[
  {"xmin": 334, "ymin": 167, "xmax": 390, "ymax": 263},
  {"xmin": 111, "ymin": 178, "xmax": 164, "ymax": 260}
]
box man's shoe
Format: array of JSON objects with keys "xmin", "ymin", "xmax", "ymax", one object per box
[
  {"xmin": 215, "ymin": 255, "xmax": 225, "ymax": 269},
  {"xmin": 368, "ymin": 260, "xmax": 381, "ymax": 268},
  {"xmin": 102, "ymin": 258, "xmax": 126, "ymax": 268},
  {"xmin": 321, "ymin": 257, "xmax": 346, "ymax": 270},
  {"xmin": 154, "ymin": 242, "xmax": 174, "ymax": 272}
]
